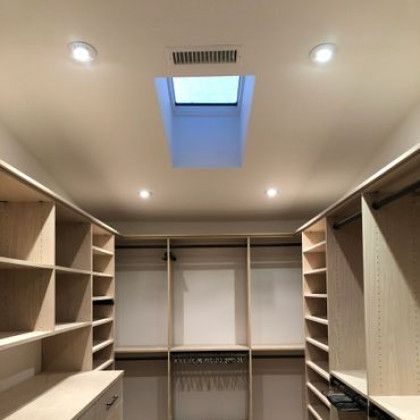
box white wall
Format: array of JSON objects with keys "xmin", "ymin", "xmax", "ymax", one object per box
[
  {"xmin": 0, "ymin": 123, "xmax": 72, "ymax": 200},
  {"xmin": 355, "ymin": 102, "xmax": 420, "ymax": 185}
]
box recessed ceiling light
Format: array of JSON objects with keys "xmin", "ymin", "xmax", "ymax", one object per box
[
  {"xmin": 139, "ymin": 189, "xmax": 152, "ymax": 199},
  {"xmin": 266, "ymin": 188, "xmax": 278, "ymax": 198},
  {"xmin": 310, "ymin": 43, "xmax": 336, "ymax": 64},
  {"xmin": 68, "ymin": 41, "xmax": 97, "ymax": 63}
]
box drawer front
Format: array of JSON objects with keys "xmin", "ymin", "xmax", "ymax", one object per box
[{"xmin": 79, "ymin": 379, "xmax": 123, "ymax": 420}]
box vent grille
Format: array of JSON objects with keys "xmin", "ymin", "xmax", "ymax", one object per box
[{"xmin": 172, "ymin": 49, "xmax": 238, "ymax": 65}]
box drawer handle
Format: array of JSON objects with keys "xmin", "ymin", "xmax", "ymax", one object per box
[{"xmin": 106, "ymin": 394, "xmax": 119, "ymax": 409}]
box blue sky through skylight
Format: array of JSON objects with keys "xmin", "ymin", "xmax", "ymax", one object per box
[{"xmin": 172, "ymin": 76, "xmax": 240, "ymax": 105}]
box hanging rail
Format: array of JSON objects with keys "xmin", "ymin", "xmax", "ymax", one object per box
[
  {"xmin": 171, "ymin": 351, "xmax": 248, "ymax": 365},
  {"xmin": 333, "ymin": 179, "xmax": 420, "ymax": 230}
]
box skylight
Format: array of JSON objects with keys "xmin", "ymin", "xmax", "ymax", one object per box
[{"xmin": 172, "ymin": 76, "xmax": 241, "ymax": 105}]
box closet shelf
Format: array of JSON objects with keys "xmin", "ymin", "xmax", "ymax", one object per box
[
  {"xmin": 251, "ymin": 344, "xmax": 304, "ymax": 354},
  {"xmin": 305, "ymin": 315, "xmax": 328, "ymax": 326},
  {"xmin": 92, "ymin": 296, "xmax": 114, "ymax": 302},
  {"xmin": 92, "ymin": 339, "xmax": 114, "ymax": 353},
  {"xmin": 115, "ymin": 345, "xmax": 168, "ymax": 354},
  {"xmin": 170, "ymin": 344, "xmax": 249, "ymax": 352},
  {"xmin": 92, "ymin": 317, "xmax": 113, "ymax": 327},
  {"xmin": 304, "ymin": 294, "xmax": 327, "ymax": 299},
  {"xmin": 369, "ymin": 395, "xmax": 420, "ymax": 420},
  {"xmin": 94, "ymin": 359, "xmax": 114, "ymax": 371},
  {"xmin": 306, "ymin": 360, "xmax": 330, "ymax": 381},
  {"xmin": 331, "ymin": 370, "xmax": 367, "ymax": 398},
  {"xmin": 92, "ymin": 272, "xmax": 113, "ymax": 278},
  {"xmin": 53, "ymin": 322, "xmax": 91, "ymax": 335},
  {"xmin": 55, "ymin": 266, "xmax": 91, "ymax": 276},
  {"xmin": 304, "ymin": 268, "xmax": 327, "ymax": 276},
  {"xmin": 306, "ymin": 337, "xmax": 329, "ymax": 352},
  {"xmin": 0, "ymin": 256, "xmax": 54, "ymax": 271},
  {"xmin": 92, "ymin": 246, "xmax": 114, "ymax": 257},
  {"xmin": 307, "ymin": 403, "xmax": 329, "ymax": 420},
  {"xmin": 306, "ymin": 381, "xmax": 331, "ymax": 408},
  {"xmin": 303, "ymin": 241, "xmax": 326, "ymax": 254}
]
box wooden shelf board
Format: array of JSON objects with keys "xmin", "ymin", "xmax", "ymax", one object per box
[
  {"xmin": 92, "ymin": 272, "xmax": 113, "ymax": 278},
  {"xmin": 304, "ymin": 268, "xmax": 327, "ymax": 276},
  {"xmin": 305, "ymin": 315, "xmax": 329, "ymax": 326},
  {"xmin": 303, "ymin": 241, "xmax": 326, "ymax": 254},
  {"xmin": 251, "ymin": 344, "xmax": 304, "ymax": 355},
  {"xmin": 306, "ymin": 337, "xmax": 329, "ymax": 352},
  {"xmin": 0, "ymin": 256, "xmax": 54, "ymax": 271},
  {"xmin": 94, "ymin": 359, "xmax": 114, "ymax": 371},
  {"xmin": 307, "ymin": 403, "xmax": 329, "ymax": 420},
  {"xmin": 55, "ymin": 266, "xmax": 91, "ymax": 276},
  {"xmin": 369, "ymin": 395, "xmax": 420, "ymax": 420},
  {"xmin": 92, "ymin": 246, "xmax": 114, "ymax": 257},
  {"xmin": 331, "ymin": 370, "xmax": 368, "ymax": 398},
  {"xmin": 0, "ymin": 331, "xmax": 49, "ymax": 352},
  {"xmin": 304, "ymin": 294, "xmax": 328, "ymax": 299},
  {"xmin": 53, "ymin": 322, "xmax": 91, "ymax": 335},
  {"xmin": 92, "ymin": 339, "xmax": 114, "ymax": 353},
  {"xmin": 306, "ymin": 360, "xmax": 330, "ymax": 381},
  {"xmin": 92, "ymin": 317, "xmax": 113, "ymax": 327},
  {"xmin": 307, "ymin": 381, "xmax": 331, "ymax": 408},
  {"xmin": 92, "ymin": 296, "xmax": 114, "ymax": 302},
  {"xmin": 170, "ymin": 344, "xmax": 249, "ymax": 352},
  {"xmin": 115, "ymin": 345, "xmax": 168, "ymax": 354}
]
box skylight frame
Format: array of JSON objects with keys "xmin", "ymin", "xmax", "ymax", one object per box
[{"xmin": 169, "ymin": 75, "xmax": 244, "ymax": 107}]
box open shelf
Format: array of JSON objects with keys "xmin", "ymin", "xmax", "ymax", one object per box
[
  {"xmin": 55, "ymin": 265, "xmax": 91, "ymax": 275},
  {"xmin": 306, "ymin": 360, "xmax": 330, "ymax": 381},
  {"xmin": 115, "ymin": 345, "xmax": 168, "ymax": 354},
  {"xmin": 0, "ymin": 202, "xmax": 55, "ymax": 265},
  {"xmin": 170, "ymin": 344, "xmax": 249, "ymax": 352},
  {"xmin": 92, "ymin": 245, "xmax": 114, "ymax": 256},
  {"xmin": 251, "ymin": 344, "xmax": 304, "ymax": 355},
  {"xmin": 95, "ymin": 358, "xmax": 115, "ymax": 371},
  {"xmin": 55, "ymin": 219, "xmax": 91, "ymax": 271},
  {"xmin": 331, "ymin": 370, "xmax": 367, "ymax": 397},
  {"xmin": 92, "ymin": 317, "xmax": 113, "ymax": 327},
  {"xmin": 305, "ymin": 315, "xmax": 328, "ymax": 326},
  {"xmin": 369, "ymin": 395, "xmax": 420, "ymax": 420},
  {"xmin": 303, "ymin": 241, "xmax": 326, "ymax": 254},
  {"xmin": 304, "ymin": 294, "xmax": 327, "ymax": 299},
  {"xmin": 307, "ymin": 403, "xmax": 329, "ymax": 420},
  {"xmin": 92, "ymin": 338, "xmax": 114, "ymax": 353},
  {"xmin": 54, "ymin": 321, "xmax": 91, "ymax": 334},
  {"xmin": 92, "ymin": 344, "xmax": 113, "ymax": 370},
  {"xmin": 92, "ymin": 296, "xmax": 114, "ymax": 302},
  {"xmin": 304, "ymin": 268, "xmax": 327, "ymax": 276},
  {"xmin": 306, "ymin": 381, "xmax": 330, "ymax": 408},
  {"xmin": 306, "ymin": 337, "xmax": 329, "ymax": 352},
  {"xmin": 56, "ymin": 272, "xmax": 91, "ymax": 324},
  {"xmin": 0, "ymin": 256, "xmax": 54, "ymax": 270},
  {"xmin": 92, "ymin": 273, "xmax": 114, "ymax": 299},
  {"xmin": 0, "ymin": 330, "xmax": 50, "ymax": 351}
]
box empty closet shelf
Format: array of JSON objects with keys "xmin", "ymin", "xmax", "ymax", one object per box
[
  {"xmin": 306, "ymin": 381, "xmax": 331, "ymax": 408},
  {"xmin": 92, "ymin": 272, "xmax": 113, "ymax": 278},
  {"xmin": 304, "ymin": 268, "xmax": 327, "ymax": 276},
  {"xmin": 369, "ymin": 395, "xmax": 420, "ymax": 420},
  {"xmin": 306, "ymin": 337, "xmax": 329, "ymax": 352},
  {"xmin": 303, "ymin": 241, "xmax": 326, "ymax": 254},
  {"xmin": 304, "ymin": 294, "xmax": 327, "ymax": 299},
  {"xmin": 92, "ymin": 317, "xmax": 113, "ymax": 327},
  {"xmin": 251, "ymin": 344, "xmax": 305, "ymax": 355},
  {"xmin": 92, "ymin": 339, "xmax": 113, "ymax": 353},
  {"xmin": 170, "ymin": 344, "xmax": 249, "ymax": 352},
  {"xmin": 306, "ymin": 360, "xmax": 330, "ymax": 381},
  {"xmin": 55, "ymin": 266, "xmax": 91, "ymax": 275},
  {"xmin": 0, "ymin": 256, "xmax": 54, "ymax": 270},
  {"xmin": 92, "ymin": 296, "xmax": 114, "ymax": 302},
  {"xmin": 92, "ymin": 246, "xmax": 114, "ymax": 256},
  {"xmin": 115, "ymin": 345, "xmax": 168, "ymax": 354},
  {"xmin": 307, "ymin": 403, "xmax": 329, "ymax": 420},
  {"xmin": 54, "ymin": 322, "xmax": 91, "ymax": 334},
  {"xmin": 331, "ymin": 370, "xmax": 367, "ymax": 398},
  {"xmin": 0, "ymin": 331, "xmax": 49, "ymax": 352},
  {"xmin": 94, "ymin": 359, "xmax": 114, "ymax": 371},
  {"xmin": 305, "ymin": 315, "xmax": 329, "ymax": 325}
]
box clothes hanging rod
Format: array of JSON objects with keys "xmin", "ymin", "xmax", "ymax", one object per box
[
  {"xmin": 372, "ymin": 179, "xmax": 420, "ymax": 210},
  {"xmin": 116, "ymin": 243, "xmax": 301, "ymax": 250},
  {"xmin": 333, "ymin": 211, "xmax": 362, "ymax": 230}
]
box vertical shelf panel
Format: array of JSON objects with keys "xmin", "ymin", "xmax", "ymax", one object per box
[{"xmin": 363, "ymin": 193, "xmax": 420, "ymax": 396}]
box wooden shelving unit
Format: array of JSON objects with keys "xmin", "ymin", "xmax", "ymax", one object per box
[
  {"xmin": 302, "ymin": 219, "xmax": 331, "ymax": 419},
  {"xmin": 0, "ymin": 158, "xmax": 117, "ymax": 415}
]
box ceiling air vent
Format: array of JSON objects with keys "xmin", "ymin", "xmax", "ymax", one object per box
[{"xmin": 168, "ymin": 46, "xmax": 241, "ymax": 65}]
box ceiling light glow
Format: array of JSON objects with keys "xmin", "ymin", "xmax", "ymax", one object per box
[
  {"xmin": 69, "ymin": 41, "xmax": 97, "ymax": 63},
  {"xmin": 266, "ymin": 188, "xmax": 278, "ymax": 198},
  {"xmin": 310, "ymin": 43, "xmax": 336, "ymax": 64},
  {"xmin": 139, "ymin": 190, "xmax": 152, "ymax": 199}
]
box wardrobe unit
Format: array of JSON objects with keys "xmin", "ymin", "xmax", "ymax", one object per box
[
  {"xmin": 299, "ymin": 145, "xmax": 420, "ymax": 420},
  {"xmin": 115, "ymin": 234, "xmax": 306, "ymax": 419},
  {"xmin": 0, "ymin": 159, "xmax": 121, "ymax": 418}
]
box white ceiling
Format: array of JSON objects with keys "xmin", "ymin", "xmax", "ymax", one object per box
[{"xmin": 1, "ymin": 0, "xmax": 420, "ymax": 221}]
